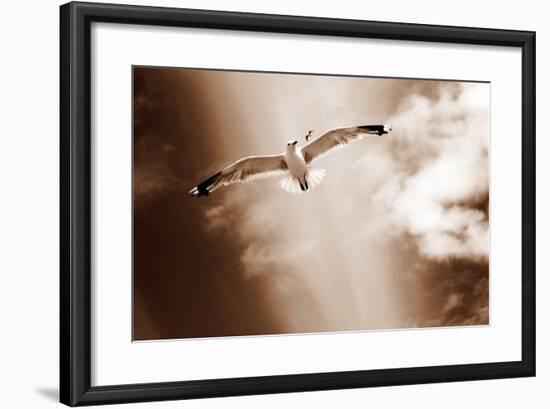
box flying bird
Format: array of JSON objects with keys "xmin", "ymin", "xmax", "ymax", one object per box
[{"xmin": 189, "ymin": 124, "xmax": 392, "ymax": 197}]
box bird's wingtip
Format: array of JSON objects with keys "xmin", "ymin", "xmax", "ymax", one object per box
[
  {"xmin": 189, "ymin": 171, "xmax": 221, "ymax": 198},
  {"xmin": 358, "ymin": 124, "xmax": 393, "ymax": 135},
  {"xmin": 189, "ymin": 186, "xmax": 209, "ymax": 198},
  {"xmin": 188, "ymin": 187, "xmax": 200, "ymax": 198}
]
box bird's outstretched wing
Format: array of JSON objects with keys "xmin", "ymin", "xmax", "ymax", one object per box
[
  {"xmin": 301, "ymin": 124, "xmax": 392, "ymax": 164},
  {"xmin": 189, "ymin": 154, "xmax": 287, "ymax": 197}
]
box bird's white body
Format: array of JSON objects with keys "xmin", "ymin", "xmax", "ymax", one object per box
[{"xmin": 284, "ymin": 145, "xmax": 307, "ymax": 184}]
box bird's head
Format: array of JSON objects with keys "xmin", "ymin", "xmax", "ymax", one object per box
[{"xmin": 286, "ymin": 140, "xmax": 298, "ymax": 151}]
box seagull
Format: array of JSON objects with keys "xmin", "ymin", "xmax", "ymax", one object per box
[{"xmin": 189, "ymin": 124, "xmax": 392, "ymax": 197}]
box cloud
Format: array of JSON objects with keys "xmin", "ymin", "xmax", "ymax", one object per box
[
  {"xmin": 415, "ymin": 262, "xmax": 489, "ymax": 327},
  {"xmin": 375, "ymin": 83, "xmax": 490, "ymax": 260}
]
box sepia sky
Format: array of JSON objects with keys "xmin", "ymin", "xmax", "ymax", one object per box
[{"xmin": 133, "ymin": 67, "xmax": 490, "ymax": 341}]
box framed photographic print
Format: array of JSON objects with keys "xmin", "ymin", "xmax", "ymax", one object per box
[{"xmin": 60, "ymin": 1, "xmax": 536, "ymax": 406}]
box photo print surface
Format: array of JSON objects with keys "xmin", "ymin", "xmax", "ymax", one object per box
[{"xmin": 133, "ymin": 67, "xmax": 490, "ymax": 341}]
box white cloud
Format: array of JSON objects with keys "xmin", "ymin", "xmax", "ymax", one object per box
[{"xmin": 375, "ymin": 83, "xmax": 490, "ymax": 260}]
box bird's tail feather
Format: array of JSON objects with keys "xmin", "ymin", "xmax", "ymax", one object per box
[
  {"xmin": 278, "ymin": 168, "xmax": 326, "ymax": 193},
  {"xmin": 306, "ymin": 168, "xmax": 326, "ymax": 189},
  {"xmin": 278, "ymin": 174, "xmax": 303, "ymax": 193}
]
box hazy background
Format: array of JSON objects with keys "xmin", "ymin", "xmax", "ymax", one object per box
[{"xmin": 133, "ymin": 67, "xmax": 489, "ymax": 340}]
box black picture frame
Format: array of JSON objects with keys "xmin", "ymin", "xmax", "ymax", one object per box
[{"xmin": 60, "ymin": 1, "xmax": 536, "ymax": 406}]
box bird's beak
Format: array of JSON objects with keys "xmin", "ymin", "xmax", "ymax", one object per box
[{"xmin": 293, "ymin": 141, "xmax": 298, "ymax": 145}]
